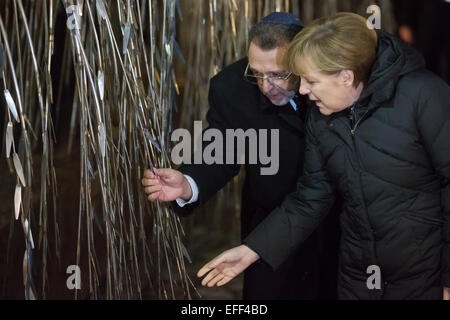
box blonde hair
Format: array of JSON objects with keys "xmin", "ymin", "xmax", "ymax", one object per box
[{"xmin": 287, "ymin": 12, "xmax": 378, "ymax": 87}]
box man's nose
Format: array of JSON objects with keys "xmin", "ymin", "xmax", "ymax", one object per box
[
  {"xmin": 299, "ymin": 80, "xmax": 310, "ymax": 95},
  {"xmin": 261, "ymin": 78, "xmax": 274, "ymax": 93}
]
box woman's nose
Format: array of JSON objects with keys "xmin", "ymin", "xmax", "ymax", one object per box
[{"xmin": 299, "ymin": 80, "xmax": 310, "ymax": 95}]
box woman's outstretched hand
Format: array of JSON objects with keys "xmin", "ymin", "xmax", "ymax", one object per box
[{"xmin": 197, "ymin": 245, "xmax": 260, "ymax": 287}]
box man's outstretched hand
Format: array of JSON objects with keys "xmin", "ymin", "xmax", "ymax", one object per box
[
  {"xmin": 141, "ymin": 168, "xmax": 192, "ymax": 202},
  {"xmin": 197, "ymin": 245, "xmax": 260, "ymax": 287}
]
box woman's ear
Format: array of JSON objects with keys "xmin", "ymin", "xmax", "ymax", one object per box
[{"xmin": 339, "ymin": 70, "xmax": 355, "ymax": 87}]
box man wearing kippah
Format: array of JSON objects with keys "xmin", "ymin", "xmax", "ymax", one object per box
[{"xmin": 142, "ymin": 12, "xmax": 340, "ymax": 300}]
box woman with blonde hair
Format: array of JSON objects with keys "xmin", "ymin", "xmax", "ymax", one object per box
[{"xmin": 197, "ymin": 12, "xmax": 450, "ymax": 299}]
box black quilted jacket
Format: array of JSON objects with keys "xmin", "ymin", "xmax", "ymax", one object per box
[{"xmin": 245, "ymin": 31, "xmax": 450, "ymax": 299}]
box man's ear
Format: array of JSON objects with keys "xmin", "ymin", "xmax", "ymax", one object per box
[{"xmin": 339, "ymin": 70, "xmax": 355, "ymax": 87}]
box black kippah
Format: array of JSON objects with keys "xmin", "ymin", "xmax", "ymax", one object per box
[{"xmin": 261, "ymin": 12, "xmax": 304, "ymax": 27}]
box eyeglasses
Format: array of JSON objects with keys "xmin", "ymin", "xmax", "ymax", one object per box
[{"xmin": 243, "ymin": 63, "xmax": 293, "ymax": 85}]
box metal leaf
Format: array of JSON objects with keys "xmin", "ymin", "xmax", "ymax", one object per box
[
  {"xmin": 0, "ymin": 43, "xmax": 4, "ymax": 73},
  {"xmin": 22, "ymin": 250, "xmax": 28, "ymax": 287},
  {"xmin": 12, "ymin": 152, "xmax": 26, "ymax": 187},
  {"xmin": 6, "ymin": 121, "xmax": 13, "ymax": 158},
  {"xmin": 22, "ymin": 249, "xmax": 37, "ymax": 300},
  {"xmin": 165, "ymin": 43, "xmax": 172, "ymax": 57},
  {"xmin": 78, "ymin": 0, "xmax": 84, "ymax": 16},
  {"xmin": 14, "ymin": 184, "xmax": 21, "ymax": 220},
  {"xmin": 24, "ymin": 219, "xmax": 35, "ymax": 249},
  {"xmin": 144, "ymin": 129, "xmax": 161, "ymax": 153},
  {"xmin": 87, "ymin": 159, "xmax": 95, "ymax": 177},
  {"xmin": 175, "ymin": 0, "xmax": 183, "ymax": 20},
  {"xmin": 92, "ymin": 207, "xmax": 104, "ymax": 235},
  {"xmin": 96, "ymin": 0, "xmax": 107, "ymax": 20},
  {"xmin": 98, "ymin": 122, "xmax": 106, "ymax": 158},
  {"xmin": 180, "ymin": 242, "xmax": 192, "ymax": 264},
  {"xmin": 98, "ymin": 69, "xmax": 104, "ymax": 101},
  {"xmin": 4, "ymin": 89, "xmax": 19, "ymax": 122},
  {"xmin": 123, "ymin": 25, "xmax": 131, "ymax": 54},
  {"xmin": 173, "ymin": 40, "xmax": 185, "ymax": 64}
]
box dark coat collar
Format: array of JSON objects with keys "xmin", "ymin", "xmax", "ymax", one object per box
[{"xmin": 257, "ymin": 90, "xmax": 306, "ymax": 134}]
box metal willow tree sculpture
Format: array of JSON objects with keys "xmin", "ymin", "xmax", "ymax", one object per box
[{"xmin": 1, "ymin": 0, "xmax": 193, "ymax": 300}]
